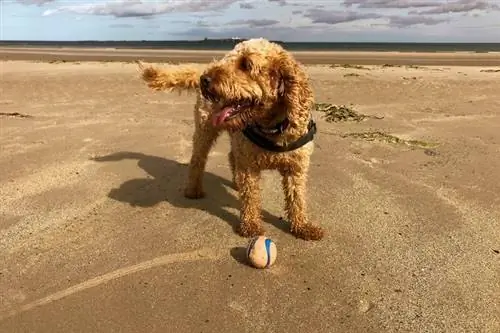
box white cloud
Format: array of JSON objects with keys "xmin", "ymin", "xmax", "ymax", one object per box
[
  {"xmin": 42, "ymin": 0, "xmax": 239, "ymax": 17},
  {"xmin": 16, "ymin": 0, "xmax": 55, "ymax": 5},
  {"xmin": 410, "ymin": 0, "xmax": 498, "ymax": 14},
  {"xmin": 386, "ymin": 15, "xmax": 449, "ymax": 27},
  {"xmin": 303, "ymin": 9, "xmax": 382, "ymax": 25},
  {"xmin": 7, "ymin": 0, "xmax": 500, "ymax": 41},
  {"xmin": 227, "ymin": 19, "xmax": 280, "ymax": 27},
  {"xmin": 342, "ymin": 0, "xmax": 444, "ymax": 9}
]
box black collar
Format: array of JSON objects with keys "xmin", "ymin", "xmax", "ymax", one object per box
[
  {"xmin": 242, "ymin": 118, "xmax": 317, "ymax": 153},
  {"xmin": 253, "ymin": 118, "xmax": 290, "ymax": 135}
]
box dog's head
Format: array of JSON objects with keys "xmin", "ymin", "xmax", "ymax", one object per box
[{"xmin": 200, "ymin": 38, "xmax": 313, "ymax": 131}]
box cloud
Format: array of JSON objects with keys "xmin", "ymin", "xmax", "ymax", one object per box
[
  {"xmin": 196, "ymin": 20, "xmax": 216, "ymax": 27},
  {"xmin": 227, "ymin": 19, "xmax": 280, "ymax": 27},
  {"xmin": 342, "ymin": 0, "xmax": 499, "ymax": 13},
  {"xmin": 268, "ymin": 0, "xmax": 287, "ymax": 6},
  {"xmin": 42, "ymin": 0, "xmax": 239, "ymax": 18},
  {"xmin": 12, "ymin": 0, "xmax": 500, "ymax": 42},
  {"xmin": 410, "ymin": 0, "xmax": 498, "ymax": 14},
  {"xmin": 304, "ymin": 7, "xmax": 450, "ymax": 28},
  {"xmin": 16, "ymin": 0, "xmax": 55, "ymax": 5},
  {"xmin": 342, "ymin": 0, "xmax": 442, "ymax": 9},
  {"xmin": 239, "ymin": 2, "xmax": 254, "ymax": 9},
  {"xmin": 169, "ymin": 20, "xmax": 191, "ymax": 24},
  {"xmin": 168, "ymin": 22, "xmax": 458, "ymax": 42},
  {"xmin": 109, "ymin": 23, "xmax": 134, "ymax": 29},
  {"xmin": 386, "ymin": 15, "xmax": 449, "ymax": 27},
  {"xmin": 304, "ymin": 9, "xmax": 382, "ymax": 25}
]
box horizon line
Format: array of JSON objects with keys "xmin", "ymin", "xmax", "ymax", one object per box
[{"xmin": 1, "ymin": 39, "xmax": 500, "ymax": 44}]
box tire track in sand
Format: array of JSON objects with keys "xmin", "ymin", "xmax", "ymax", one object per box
[{"xmin": 0, "ymin": 248, "xmax": 220, "ymax": 321}]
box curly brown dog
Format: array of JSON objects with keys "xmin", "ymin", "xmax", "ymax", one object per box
[{"xmin": 137, "ymin": 38, "xmax": 324, "ymax": 241}]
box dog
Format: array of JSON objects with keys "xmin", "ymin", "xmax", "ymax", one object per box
[{"xmin": 137, "ymin": 38, "xmax": 324, "ymax": 241}]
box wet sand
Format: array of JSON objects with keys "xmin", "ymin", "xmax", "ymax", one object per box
[
  {"xmin": 1, "ymin": 46, "xmax": 500, "ymax": 65},
  {"xmin": 0, "ymin": 52, "xmax": 499, "ymax": 333}
]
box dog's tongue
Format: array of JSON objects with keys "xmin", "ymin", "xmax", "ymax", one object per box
[{"xmin": 212, "ymin": 106, "xmax": 234, "ymax": 126}]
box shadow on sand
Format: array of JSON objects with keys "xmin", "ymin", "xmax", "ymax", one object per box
[{"xmin": 92, "ymin": 151, "xmax": 289, "ymax": 236}]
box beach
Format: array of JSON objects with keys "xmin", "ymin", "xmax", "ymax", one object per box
[
  {"xmin": 1, "ymin": 49, "xmax": 499, "ymax": 332},
  {"xmin": 2, "ymin": 46, "xmax": 500, "ymax": 65}
]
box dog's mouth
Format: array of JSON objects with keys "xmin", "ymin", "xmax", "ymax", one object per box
[{"xmin": 211, "ymin": 100, "xmax": 254, "ymax": 127}]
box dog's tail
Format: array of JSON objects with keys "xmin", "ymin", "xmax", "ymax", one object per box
[{"xmin": 136, "ymin": 60, "xmax": 201, "ymax": 92}]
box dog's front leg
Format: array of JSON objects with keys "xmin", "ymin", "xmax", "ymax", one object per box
[
  {"xmin": 281, "ymin": 170, "xmax": 325, "ymax": 241},
  {"xmin": 184, "ymin": 124, "xmax": 220, "ymax": 199},
  {"xmin": 228, "ymin": 150, "xmax": 238, "ymax": 191},
  {"xmin": 235, "ymin": 167, "xmax": 266, "ymax": 237}
]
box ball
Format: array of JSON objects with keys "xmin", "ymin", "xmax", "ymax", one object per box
[{"xmin": 246, "ymin": 236, "xmax": 277, "ymax": 269}]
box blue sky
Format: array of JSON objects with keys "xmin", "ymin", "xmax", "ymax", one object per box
[{"xmin": 2, "ymin": 0, "xmax": 500, "ymax": 42}]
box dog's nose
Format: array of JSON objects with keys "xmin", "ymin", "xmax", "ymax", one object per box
[{"xmin": 200, "ymin": 74, "xmax": 212, "ymax": 89}]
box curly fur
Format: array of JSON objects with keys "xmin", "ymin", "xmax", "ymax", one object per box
[{"xmin": 137, "ymin": 38, "xmax": 324, "ymax": 241}]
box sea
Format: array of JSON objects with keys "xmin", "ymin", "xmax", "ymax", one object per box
[{"xmin": 1, "ymin": 40, "xmax": 500, "ymax": 53}]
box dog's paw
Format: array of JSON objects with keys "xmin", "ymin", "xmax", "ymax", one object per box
[
  {"xmin": 291, "ymin": 224, "xmax": 325, "ymax": 241},
  {"xmin": 238, "ymin": 222, "xmax": 266, "ymax": 238},
  {"xmin": 184, "ymin": 187, "xmax": 205, "ymax": 199}
]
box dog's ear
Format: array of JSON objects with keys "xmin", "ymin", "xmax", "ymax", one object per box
[
  {"xmin": 238, "ymin": 52, "xmax": 262, "ymax": 77},
  {"xmin": 271, "ymin": 52, "xmax": 313, "ymax": 124}
]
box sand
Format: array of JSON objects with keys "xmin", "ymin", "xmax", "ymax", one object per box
[
  {"xmin": 2, "ymin": 46, "xmax": 500, "ymax": 65},
  {"xmin": 0, "ymin": 49, "xmax": 499, "ymax": 333}
]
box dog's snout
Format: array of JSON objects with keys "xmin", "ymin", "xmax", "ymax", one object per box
[{"xmin": 200, "ymin": 74, "xmax": 212, "ymax": 89}]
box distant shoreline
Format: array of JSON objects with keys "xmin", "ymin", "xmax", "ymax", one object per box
[
  {"xmin": 1, "ymin": 40, "xmax": 500, "ymax": 53},
  {"xmin": 1, "ymin": 47, "xmax": 500, "ymax": 66}
]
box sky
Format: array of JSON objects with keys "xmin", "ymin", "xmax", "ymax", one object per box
[{"xmin": 1, "ymin": 0, "xmax": 500, "ymax": 42}]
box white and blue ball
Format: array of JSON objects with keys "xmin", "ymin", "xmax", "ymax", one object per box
[{"xmin": 246, "ymin": 236, "xmax": 277, "ymax": 269}]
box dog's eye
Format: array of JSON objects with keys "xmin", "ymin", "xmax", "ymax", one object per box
[{"xmin": 239, "ymin": 56, "xmax": 251, "ymax": 72}]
